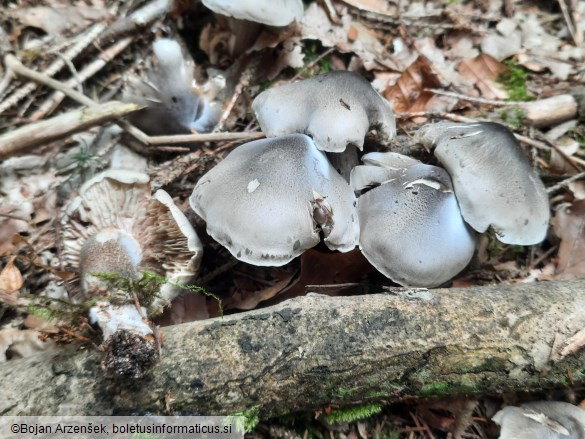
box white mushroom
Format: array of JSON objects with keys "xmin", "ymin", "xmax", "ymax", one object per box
[
  {"xmin": 415, "ymin": 121, "xmax": 550, "ymax": 245},
  {"xmin": 351, "ymin": 152, "xmax": 476, "ymax": 288},
  {"xmin": 201, "ymin": 0, "xmax": 303, "ymax": 58},
  {"xmin": 252, "ymin": 71, "xmax": 396, "ymax": 153},
  {"xmin": 62, "ymin": 170, "xmax": 203, "ymax": 377},
  {"xmin": 492, "ymin": 401, "xmax": 585, "ymax": 439},
  {"xmin": 202, "ymin": 0, "xmax": 303, "ymax": 27},
  {"xmin": 190, "ymin": 134, "xmax": 359, "ymax": 266},
  {"xmin": 123, "ymin": 39, "xmax": 217, "ymax": 135}
]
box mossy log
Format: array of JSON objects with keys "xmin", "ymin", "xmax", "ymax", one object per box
[{"xmin": 1, "ymin": 279, "xmax": 585, "ymax": 417}]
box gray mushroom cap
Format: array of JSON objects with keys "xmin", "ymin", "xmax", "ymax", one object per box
[
  {"xmin": 202, "ymin": 0, "xmax": 303, "ymax": 27},
  {"xmin": 492, "ymin": 401, "xmax": 585, "ymax": 439},
  {"xmin": 351, "ymin": 153, "xmax": 476, "ymax": 288},
  {"xmin": 190, "ymin": 134, "xmax": 359, "ymax": 266},
  {"xmin": 415, "ymin": 121, "xmax": 550, "ymax": 245},
  {"xmin": 252, "ymin": 71, "xmax": 396, "ymax": 153}
]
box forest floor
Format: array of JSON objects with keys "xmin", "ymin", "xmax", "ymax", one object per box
[{"xmin": 1, "ymin": 0, "xmax": 585, "ymax": 437}]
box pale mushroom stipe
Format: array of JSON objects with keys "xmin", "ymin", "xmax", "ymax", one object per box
[
  {"xmin": 415, "ymin": 121, "xmax": 550, "ymax": 245},
  {"xmin": 62, "ymin": 170, "xmax": 203, "ymax": 377},
  {"xmin": 351, "ymin": 152, "xmax": 476, "ymax": 288},
  {"xmin": 252, "ymin": 71, "xmax": 396, "ymax": 152},
  {"xmin": 123, "ymin": 39, "xmax": 215, "ymax": 135},
  {"xmin": 190, "ymin": 134, "xmax": 359, "ymax": 266}
]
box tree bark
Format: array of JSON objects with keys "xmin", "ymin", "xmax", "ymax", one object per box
[{"xmin": 1, "ymin": 279, "xmax": 585, "ymax": 417}]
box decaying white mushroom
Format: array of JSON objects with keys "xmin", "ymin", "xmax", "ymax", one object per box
[
  {"xmin": 123, "ymin": 38, "xmax": 218, "ymax": 135},
  {"xmin": 190, "ymin": 134, "xmax": 359, "ymax": 266},
  {"xmin": 492, "ymin": 401, "xmax": 585, "ymax": 439},
  {"xmin": 62, "ymin": 170, "xmax": 203, "ymax": 377},
  {"xmin": 415, "ymin": 121, "xmax": 550, "ymax": 245},
  {"xmin": 252, "ymin": 71, "xmax": 396, "ymax": 153},
  {"xmin": 351, "ymin": 152, "xmax": 476, "ymax": 288}
]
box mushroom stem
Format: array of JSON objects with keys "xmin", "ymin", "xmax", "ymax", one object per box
[{"xmin": 89, "ymin": 303, "xmax": 159, "ymax": 379}]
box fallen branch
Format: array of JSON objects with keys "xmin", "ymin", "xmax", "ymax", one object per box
[
  {"xmin": 1, "ymin": 279, "xmax": 585, "ymax": 417},
  {"xmin": 427, "ymin": 88, "xmax": 585, "ymax": 128},
  {"xmin": 3, "ymin": 53, "xmax": 263, "ymax": 155},
  {"xmin": 0, "ymin": 101, "xmax": 141, "ymax": 159}
]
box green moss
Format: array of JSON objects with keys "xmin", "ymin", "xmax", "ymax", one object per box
[
  {"xmin": 418, "ymin": 381, "xmax": 450, "ymax": 396},
  {"xmin": 499, "ymin": 108, "xmax": 525, "ymax": 129},
  {"xmin": 90, "ymin": 270, "xmax": 223, "ymax": 315},
  {"xmin": 231, "ymin": 406, "xmax": 260, "ymax": 433},
  {"xmin": 331, "ymin": 387, "xmax": 354, "ymax": 399},
  {"xmin": 321, "ymin": 403, "xmax": 383, "ymax": 424},
  {"xmin": 498, "ymin": 61, "xmax": 533, "ymax": 102}
]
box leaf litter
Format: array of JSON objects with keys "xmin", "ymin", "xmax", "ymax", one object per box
[{"xmin": 1, "ymin": 0, "xmax": 585, "ymax": 435}]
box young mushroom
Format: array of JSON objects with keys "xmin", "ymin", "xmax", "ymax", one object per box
[
  {"xmin": 123, "ymin": 38, "xmax": 217, "ymax": 135},
  {"xmin": 492, "ymin": 401, "xmax": 585, "ymax": 439},
  {"xmin": 252, "ymin": 71, "xmax": 396, "ymax": 153},
  {"xmin": 190, "ymin": 134, "xmax": 359, "ymax": 266},
  {"xmin": 415, "ymin": 121, "xmax": 550, "ymax": 245},
  {"xmin": 351, "ymin": 152, "xmax": 476, "ymax": 288},
  {"xmin": 62, "ymin": 170, "xmax": 203, "ymax": 378}
]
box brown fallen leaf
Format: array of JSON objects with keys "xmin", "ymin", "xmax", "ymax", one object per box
[
  {"xmin": 384, "ymin": 56, "xmax": 453, "ymax": 114},
  {"xmin": 457, "ymin": 53, "xmax": 508, "ymax": 100},
  {"xmin": 417, "ymin": 398, "xmax": 478, "ymax": 438},
  {"xmin": 268, "ymin": 247, "xmax": 375, "ymax": 302},
  {"xmin": 552, "ymin": 200, "xmax": 585, "ymax": 279},
  {"xmin": 14, "ymin": 4, "xmax": 108, "ymax": 36},
  {"xmin": 0, "ymin": 256, "xmax": 23, "ymax": 305}
]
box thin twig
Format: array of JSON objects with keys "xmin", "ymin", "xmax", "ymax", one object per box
[
  {"xmin": 426, "ymin": 88, "xmax": 525, "ymax": 107},
  {"xmin": 31, "ymin": 37, "xmax": 134, "ymax": 120},
  {"xmin": 547, "ymin": 171, "xmax": 585, "ymax": 194},
  {"xmin": 558, "ymin": 0, "xmax": 579, "ymax": 46},
  {"xmin": 6, "ymin": 54, "xmax": 262, "ymax": 147},
  {"xmin": 0, "ymin": 101, "xmax": 141, "ymax": 159},
  {"xmin": 289, "ymin": 48, "xmax": 335, "ymax": 83},
  {"xmin": 0, "ymin": 23, "xmax": 105, "ymax": 114}
]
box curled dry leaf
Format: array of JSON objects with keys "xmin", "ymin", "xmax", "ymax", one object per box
[
  {"xmin": 0, "ymin": 257, "xmax": 23, "ymax": 306},
  {"xmin": 457, "ymin": 53, "xmax": 508, "ymax": 100},
  {"xmin": 0, "ymin": 328, "xmax": 53, "ymax": 362},
  {"xmin": 384, "ymin": 56, "xmax": 453, "ymax": 114},
  {"xmin": 552, "ymin": 200, "xmax": 585, "ymax": 280}
]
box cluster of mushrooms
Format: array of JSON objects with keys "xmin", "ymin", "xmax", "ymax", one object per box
[
  {"xmin": 191, "ymin": 70, "xmax": 550, "ymax": 288},
  {"xmin": 60, "ymin": 39, "xmax": 550, "ymax": 377}
]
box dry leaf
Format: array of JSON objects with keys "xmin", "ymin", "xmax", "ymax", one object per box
[
  {"xmin": 0, "ymin": 257, "xmax": 23, "ymax": 294},
  {"xmin": 300, "ymin": 3, "xmax": 398, "ymax": 71},
  {"xmin": 457, "ymin": 54, "xmax": 508, "ymax": 99},
  {"xmin": 384, "ymin": 56, "xmax": 453, "ymax": 113},
  {"xmin": 552, "ymin": 200, "xmax": 585, "ymax": 279},
  {"xmin": 269, "ymin": 248, "xmax": 374, "ymax": 302},
  {"xmin": 0, "ymin": 328, "xmax": 54, "ymax": 362},
  {"xmin": 14, "ymin": 5, "xmax": 108, "ymax": 36}
]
